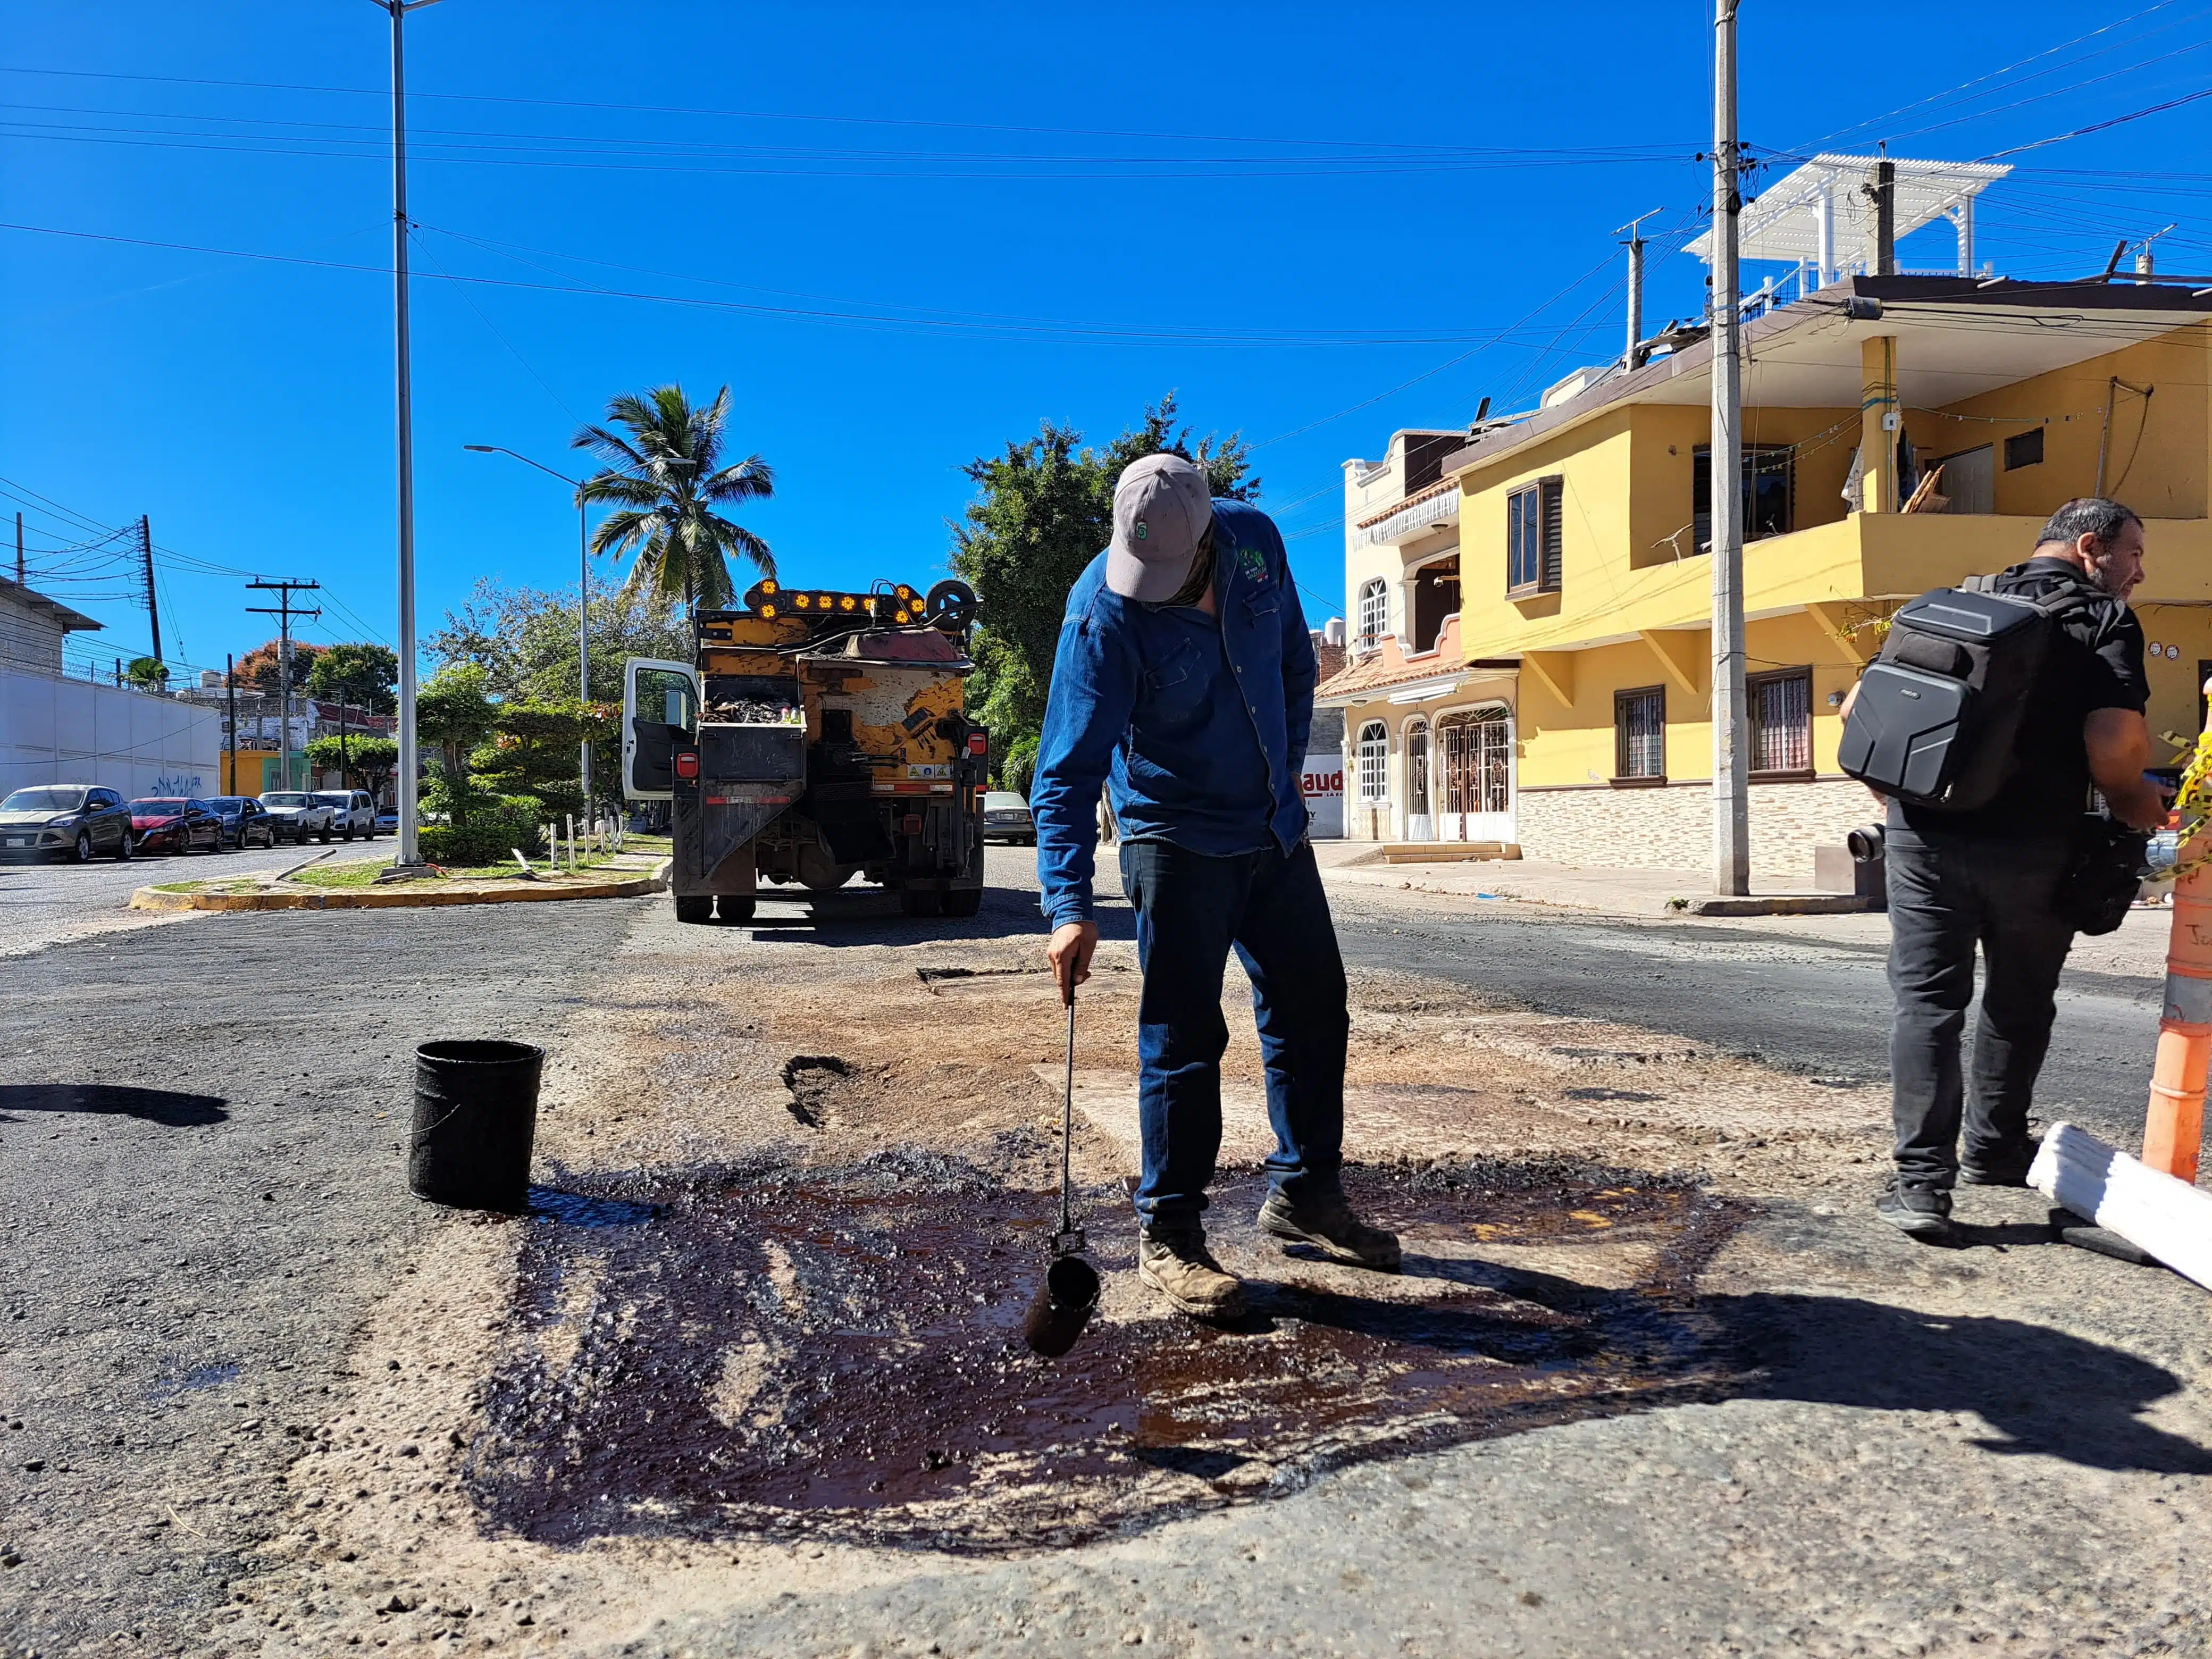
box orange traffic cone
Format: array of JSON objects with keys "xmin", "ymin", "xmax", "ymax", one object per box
[{"xmin": 2146, "ymin": 682, "xmax": 2212, "ymax": 1184}]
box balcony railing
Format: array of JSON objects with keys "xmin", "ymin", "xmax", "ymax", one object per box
[{"xmin": 1351, "ymin": 479, "xmax": 1460, "ymax": 550}]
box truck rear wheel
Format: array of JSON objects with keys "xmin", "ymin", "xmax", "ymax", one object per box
[
  {"xmin": 943, "ymin": 887, "xmax": 982, "ymax": 918},
  {"xmin": 899, "ymin": 886, "xmax": 944, "ymax": 918},
  {"xmin": 716, "ymin": 894, "xmax": 755, "ymax": 923},
  {"xmin": 674, "ymin": 895, "xmax": 714, "ymax": 924}
]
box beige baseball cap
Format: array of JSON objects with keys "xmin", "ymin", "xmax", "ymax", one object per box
[{"xmin": 1106, "ymin": 454, "xmax": 1214, "ymax": 601}]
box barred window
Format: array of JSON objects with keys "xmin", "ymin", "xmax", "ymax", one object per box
[
  {"xmin": 1748, "ymin": 667, "xmax": 1812, "ymax": 776},
  {"xmin": 1615, "ymin": 686, "xmax": 1665, "ymax": 781},
  {"xmin": 1405, "ymin": 722, "xmax": 1430, "ymax": 816},
  {"xmin": 1356, "ymin": 722, "xmax": 1390, "ymax": 802},
  {"xmin": 1439, "ymin": 709, "xmax": 1512, "ymax": 814},
  {"xmin": 1355, "ymin": 579, "xmax": 1389, "ymax": 648}
]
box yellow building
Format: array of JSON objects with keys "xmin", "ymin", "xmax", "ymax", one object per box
[{"xmin": 1319, "ymin": 275, "xmax": 2212, "ymax": 886}]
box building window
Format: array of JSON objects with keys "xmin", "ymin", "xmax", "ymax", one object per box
[
  {"xmin": 1355, "ymin": 579, "xmax": 1389, "ymax": 649},
  {"xmin": 1405, "ymin": 722, "xmax": 1430, "ymax": 817},
  {"xmin": 1356, "ymin": 722, "xmax": 1389, "ymax": 802},
  {"xmin": 1693, "ymin": 444, "xmax": 1792, "ymax": 548},
  {"xmin": 1507, "ymin": 477, "xmax": 1563, "ymax": 595},
  {"xmin": 2004, "ymin": 427, "xmax": 2044, "ymax": 470},
  {"xmin": 1439, "ymin": 708, "xmax": 1512, "ymax": 815},
  {"xmin": 1615, "ymin": 686, "xmax": 1665, "ymax": 781},
  {"xmin": 1748, "ymin": 667, "xmax": 1813, "ymax": 776}
]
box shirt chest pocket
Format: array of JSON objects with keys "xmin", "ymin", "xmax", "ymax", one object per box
[{"xmin": 1141, "ymin": 637, "xmax": 1213, "ymax": 735}]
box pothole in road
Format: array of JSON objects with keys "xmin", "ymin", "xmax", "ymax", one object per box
[{"xmin": 467, "ymin": 1153, "xmax": 1752, "ymax": 1553}]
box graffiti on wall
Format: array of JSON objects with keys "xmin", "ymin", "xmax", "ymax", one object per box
[{"xmin": 151, "ymin": 773, "xmax": 206, "ymax": 796}]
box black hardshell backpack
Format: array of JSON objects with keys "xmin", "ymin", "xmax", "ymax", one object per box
[{"xmin": 1838, "ymin": 573, "xmax": 2104, "ymax": 812}]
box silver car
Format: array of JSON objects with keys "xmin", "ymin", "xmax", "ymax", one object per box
[
  {"xmin": 982, "ymin": 790, "xmax": 1035, "ymax": 845},
  {"xmin": 314, "ymin": 790, "xmax": 378, "ymax": 842}
]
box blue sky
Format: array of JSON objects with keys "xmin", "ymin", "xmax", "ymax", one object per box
[{"xmin": 5, "ymin": 1, "xmax": 2210, "ymax": 682}]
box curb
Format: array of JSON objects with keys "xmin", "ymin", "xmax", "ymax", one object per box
[
  {"xmin": 130, "ymin": 858, "xmax": 671, "ymax": 914},
  {"xmin": 1688, "ymin": 894, "xmax": 1879, "ymax": 917}
]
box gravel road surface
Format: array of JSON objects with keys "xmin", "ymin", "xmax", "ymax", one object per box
[{"xmin": 1, "ymin": 860, "xmax": 2205, "ymax": 1658}]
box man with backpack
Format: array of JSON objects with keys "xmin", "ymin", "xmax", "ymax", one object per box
[{"xmin": 1847, "ymin": 498, "xmax": 2165, "ymax": 1238}]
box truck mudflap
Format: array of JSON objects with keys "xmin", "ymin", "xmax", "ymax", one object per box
[{"xmin": 673, "ymin": 724, "xmax": 806, "ymax": 896}]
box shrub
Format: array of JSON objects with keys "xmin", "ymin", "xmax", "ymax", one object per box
[{"xmin": 418, "ymin": 795, "xmax": 546, "ymax": 867}]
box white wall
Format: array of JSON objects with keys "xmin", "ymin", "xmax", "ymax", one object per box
[{"xmin": 1, "ymin": 667, "xmax": 222, "ymax": 799}]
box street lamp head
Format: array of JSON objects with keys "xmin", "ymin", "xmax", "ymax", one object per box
[{"xmin": 463, "ymin": 444, "xmax": 496, "ymax": 453}]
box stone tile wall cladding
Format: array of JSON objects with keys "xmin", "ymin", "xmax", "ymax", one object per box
[{"xmin": 1516, "ymin": 778, "xmax": 1878, "ymax": 888}]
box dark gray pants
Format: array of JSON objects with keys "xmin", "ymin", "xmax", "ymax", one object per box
[{"xmin": 1886, "ymin": 828, "xmax": 2076, "ymax": 1187}]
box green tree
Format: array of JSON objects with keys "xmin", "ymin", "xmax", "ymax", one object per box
[
  {"xmin": 305, "ymin": 643, "xmax": 399, "ymax": 714},
  {"xmin": 414, "ymin": 664, "xmax": 499, "ymax": 824},
  {"xmin": 573, "ymin": 384, "xmax": 775, "ymax": 616},
  {"xmin": 124, "ymin": 656, "xmax": 169, "ymax": 691},
  {"xmin": 426, "ymin": 578, "xmax": 690, "ymax": 706},
  {"xmin": 469, "ymin": 699, "xmax": 617, "ymax": 823},
  {"xmin": 303, "ymin": 733, "xmax": 398, "ymax": 796},
  {"xmin": 951, "ymin": 393, "xmax": 1256, "ymax": 790}
]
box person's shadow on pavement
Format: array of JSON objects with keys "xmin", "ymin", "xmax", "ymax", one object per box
[{"xmin": 0, "ymin": 1082, "xmax": 228, "ymax": 1126}]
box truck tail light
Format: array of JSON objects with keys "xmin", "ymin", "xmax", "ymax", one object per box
[
  {"xmin": 966, "ymin": 733, "xmax": 987, "ymax": 756},
  {"xmin": 674, "ymin": 750, "xmax": 700, "ymax": 781},
  {"xmin": 902, "ymin": 814, "xmax": 923, "ymax": 834}
]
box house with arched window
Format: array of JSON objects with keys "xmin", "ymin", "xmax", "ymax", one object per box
[
  {"xmin": 1319, "ymin": 431, "xmax": 1520, "ymax": 857},
  {"xmin": 1326, "ymin": 268, "xmax": 2212, "ymax": 889}
]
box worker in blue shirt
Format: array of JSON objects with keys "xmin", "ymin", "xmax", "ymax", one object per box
[{"xmin": 1033, "ymin": 453, "xmax": 1399, "ymax": 1321}]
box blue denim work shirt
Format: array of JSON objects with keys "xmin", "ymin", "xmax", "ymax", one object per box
[{"xmin": 1030, "ymin": 499, "xmax": 1317, "ymax": 929}]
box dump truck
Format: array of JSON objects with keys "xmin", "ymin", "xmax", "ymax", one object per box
[{"xmin": 622, "ymin": 575, "xmax": 988, "ymax": 924}]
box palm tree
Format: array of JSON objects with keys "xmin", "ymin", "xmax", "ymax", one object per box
[{"xmin": 571, "ymin": 384, "xmax": 775, "ymax": 616}]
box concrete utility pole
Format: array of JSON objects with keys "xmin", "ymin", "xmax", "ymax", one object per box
[
  {"xmin": 247, "ymin": 580, "xmax": 321, "ymax": 792},
  {"xmin": 464, "ymin": 445, "xmax": 593, "ymax": 809},
  {"xmin": 14, "ymin": 513, "xmax": 22, "ymax": 586},
  {"xmin": 1710, "ymin": 0, "xmax": 1749, "ymax": 897},
  {"xmin": 371, "ymin": 0, "xmax": 443, "ymax": 866},
  {"xmin": 1872, "ymin": 158, "xmax": 1897, "ymax": 276},
  {"xmin": 138, "ymin": 516, "xmax": 163, "ymax": 666},
  {"xmin": 226, "ymin": 652, "xmax": 237, "ymax": 792}
]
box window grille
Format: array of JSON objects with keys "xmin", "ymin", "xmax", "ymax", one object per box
[
  {"xmin": 1439, "ymin": 709, "xmax": 1511, "ymax": 815},
  {"xmin": 1356, "ymin": 722, "xmax": 1389, "ymax": 802},
  {"xmin": 1615, "ymin": 687, "xmax": 1665, "ymax": 780},
  {"xmin": 1748, "ymin": 668, "xmax": 1812, "ymax": 776},
  {"xmin": 1405, "ymin": 723, "xmax": 1430, "ymax": 816}
]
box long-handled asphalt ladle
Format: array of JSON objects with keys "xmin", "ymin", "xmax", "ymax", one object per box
[{"xmin": 1022, "ymin": 987, "xmax": 1100, "ymax": 1358}]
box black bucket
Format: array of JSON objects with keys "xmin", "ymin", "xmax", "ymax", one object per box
[
  {"xmin": 408, "ymin": 1040, "xmax": 544, "ymax": 1212},
  {"xmin": 1020, "ymin": 1253, "xmax": 1101, "ymax": 1359}
]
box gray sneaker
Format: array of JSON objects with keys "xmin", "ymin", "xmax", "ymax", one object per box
[
  {"xmin": 1875, "ymin": 1177, "xmax": 1954, "ymax": 1239},
  {"xmin": 1256, "ymin": 1189, "xmax": 1402, "ymax": 1271},
  {"xmin": 1137, "ymin": 1230, "xmax": 1246, "ymax": 1320}
]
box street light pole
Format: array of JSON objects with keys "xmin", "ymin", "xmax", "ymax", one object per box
[
  {"xmin": 373, "ymin": 0, "xmax": 442, "ymax": 867},
  {"xmin": 1709, "ymin": 0, "xmax": 1749, "ymax": 898},
  {"xmin": 463, "ymin": 445, "xmax": 592, "ymax": 808}
]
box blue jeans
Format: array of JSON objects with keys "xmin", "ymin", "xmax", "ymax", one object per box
[
  {"xmin": 1117, "ymin": 837, "xmax": 1349, "ymax": 1234},
  {"xmin": 1885, "ymin": 827, "xmax": 2076, "ymax": 1187}
]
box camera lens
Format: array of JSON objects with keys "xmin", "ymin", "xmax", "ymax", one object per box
[{"xmin": 1846, "ymin": 824, "xmax": 1886, "ymax": 863}]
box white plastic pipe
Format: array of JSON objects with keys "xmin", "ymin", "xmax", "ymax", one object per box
[{"xmin": 2031, "ymin": 1120, "xmax": 2212, "ymax": 1291}]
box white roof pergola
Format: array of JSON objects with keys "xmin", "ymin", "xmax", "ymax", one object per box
[{"xmin": 1687, "ymin": 154, "xmax": 2012, "ymax": 283}]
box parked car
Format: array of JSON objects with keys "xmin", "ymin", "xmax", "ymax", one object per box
[
  {"xmin": 374, "ymin": 806, "xmax": 401, "ymax": 834},
  {"xmin": 205, "ymin": 796, "xmax": 278, "ymax": 850},
  {"xmin": 128, "ymin": 797, "xmax": 224, "ymax": 854},
  {"xmin": 981, "ymin": 790, "xmax": 1035, "ymax": 845},
  {"xmin": 313, "ymin": 790, "xmax": 378, "ymax": 841},
  {"xmin": 0, "ymin": 784, "xmax": 137, "ymax": 861},
  {"xmin": 258, "ymin": 791, "xmax": 336, "ymax": 844}
]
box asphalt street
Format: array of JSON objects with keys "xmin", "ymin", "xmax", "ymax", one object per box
[
  {"xmin": 0, "ymin": 857, "xmax": 2200, "ymax": 1656},
  {"xmin": 0, "ymin": 843, "xmax": 306, "ymax": 958},
  {"xmin": 1326, "ymin": 889, "xmax": 2166, "ymax": 1149}
]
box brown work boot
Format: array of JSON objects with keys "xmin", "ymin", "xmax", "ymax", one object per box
[
  {"xmin": 1257, "ymin": 1188, "xmax": 1401, "ymax": 1271},
  {"xmin": 1136, "ymin": 1229, "xmax": 1246, "ymax": 1320}
]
